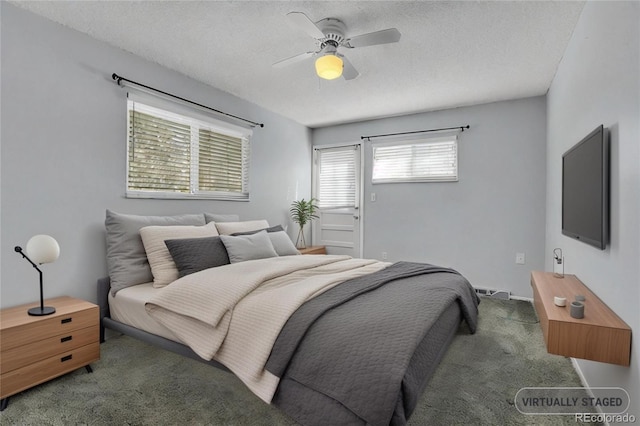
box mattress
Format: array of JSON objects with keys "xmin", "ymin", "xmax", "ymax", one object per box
[{"xmin": 108, "ymin": 283, "xmax": 180, "ymax": 342}]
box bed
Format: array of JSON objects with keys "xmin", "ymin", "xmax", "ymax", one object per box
[{"xmin": 99, "ymin": 210, "xmax": 480, "ymax": 426}]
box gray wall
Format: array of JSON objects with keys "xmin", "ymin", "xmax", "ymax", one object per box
[
  {"xmin": 313, "ymin": 97, "xmax": 547, "ymax": 297},
  {"xmin": 545, "ymin": 1, "xmax": 639, "ymax": 419},
  {"xmin": 0, "ymin": 3, "xmax": 312, "ymax": 308}
]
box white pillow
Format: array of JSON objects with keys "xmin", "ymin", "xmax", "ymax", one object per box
[
  {"xmin": 215, "ymin": 220, "xmax": 270, "ymax": 235},
  {"xmin": 140, "ymin": 222, "xmax": 219, "ymax": 287},
  {"xmin": 220, "ymin": 231, "xmax": 278, "ymax": 263}
]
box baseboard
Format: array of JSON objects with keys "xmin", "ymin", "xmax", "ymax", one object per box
[
  {"xmin": 570, "ymin": 358, "xmax": 590, "ymax": 388},
  {"xmin": 570, "ymin": 358, "xmax": 610, "ymax": 426},
  {"xmin": 509, "ymin": 294, "xmax": 533, "ymax": 302}
]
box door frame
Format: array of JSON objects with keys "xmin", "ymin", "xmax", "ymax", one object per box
[{"xmin": 311, "ymin": 142, "xmax": 365, "ymax": 258}]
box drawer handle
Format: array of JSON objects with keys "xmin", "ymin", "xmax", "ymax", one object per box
[
  {"xmin": 61, "ymin": 336, "xmax": 73, "ymax": 343},
  {"xmin": 61, "ymin": 354, "xmax": 73, "ymax": 362},
  {"xmin": 61, "ymin": 318, "xmax": 72, "ymax": 324}
]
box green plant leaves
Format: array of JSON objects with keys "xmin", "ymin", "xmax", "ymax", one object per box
[{"xmin": 290, "ymin": 198, "xmax": 319, "ymax": 227}]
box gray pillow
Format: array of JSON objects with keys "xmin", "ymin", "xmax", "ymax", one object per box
[
  {"xmin": 220, "ymin": 231, "xmax": 278, "ymax": 263},
  {"xmin": 267, "ymin": 231, "xmax": 300, "ymax": 256},
  {"xmin": 105, "ymin": 210, "xmax": 205, "ymax": 294},
  {"xmin": 165, "ymin": 236, "xmax": 230, "ymax": 278},
  {"xmin": 215, "ymin": 220, "xmax": 270, "ymax": 235},
  {"xmin": 204, "ymin": 213, "xmax": 240, "ymax": 223},
  {"xmin": 231, "ymin": 225, "xmax": 284, "ymax": 235},
  {"xmin": 231, "ymin": 226, "xmax": 299, "ymax": 256}
]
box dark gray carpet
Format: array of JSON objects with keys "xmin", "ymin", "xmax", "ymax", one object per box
[{"xmin": 1, "ymin": 298, "xmax": 600, "ymax": 425}]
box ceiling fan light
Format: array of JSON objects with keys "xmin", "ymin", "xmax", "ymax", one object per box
[{"xmin": 315, "ymin": 54, "xmax": 343, "ymax": 80}]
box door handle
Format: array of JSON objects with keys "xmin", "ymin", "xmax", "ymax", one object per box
[{"xmin": 353, "ymin": 215, "xmax": 359, "ymax": 220}]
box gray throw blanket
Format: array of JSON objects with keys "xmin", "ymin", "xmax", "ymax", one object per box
[{"xmin": 266, "ymin": 261, "xmax": 480, "ymax": 426}]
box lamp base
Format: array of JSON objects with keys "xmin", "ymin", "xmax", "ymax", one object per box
[{"xmin": 28, "ymin": 306, "xmax": 56, "ymax": 316}]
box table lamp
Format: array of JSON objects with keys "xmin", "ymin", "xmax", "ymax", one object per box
[{"xmin": 15, "ymin": 235, "xmax": 60, "ymax": 316}]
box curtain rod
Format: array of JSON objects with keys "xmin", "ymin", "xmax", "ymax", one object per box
[
  {"xmin": 361, "ymin": 125, "xmax": 469, "ymax": 141},
  {"xmin": 112, "ymin": 73, "xmax": 264, "ymax": 128}
]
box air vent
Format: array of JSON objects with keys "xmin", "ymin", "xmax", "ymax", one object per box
[{"xmin": 475, "ymin": 288, "xmax": 511, "ymax": 300}]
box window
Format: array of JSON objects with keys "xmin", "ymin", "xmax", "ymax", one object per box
[
  {"xmin": 316, "ymin": 146, "xmax": 359, "ymax": 208},
  {"xmin": 372, "ymin": 136, "xmax": 458, "ymax": 183},
  {"xmin": 126, "ymin": 96, "xmax": 251, "ymax": 200}
]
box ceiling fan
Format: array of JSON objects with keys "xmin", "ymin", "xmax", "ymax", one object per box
[{"xmin": 273, "ymin": 12, "xmax": 401, "ymax": 81}]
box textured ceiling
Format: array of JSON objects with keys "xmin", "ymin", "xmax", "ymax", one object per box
[{"xmin": 11, "ymin": 1, "xmax": 585, "ymax": 128}]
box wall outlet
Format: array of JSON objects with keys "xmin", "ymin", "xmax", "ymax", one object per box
[
  {"xmin": 371, "ymin": 192, "xmax": 376, "ymax": 202},
  {"xmin": 516, "ymin": 252, "xmax": 525, "ymax": 265},
  {"xmin": 382, "ymin": 251, "xmax": 388, "ymax": 260}
]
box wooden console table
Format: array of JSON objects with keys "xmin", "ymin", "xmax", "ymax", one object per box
[{"xmin": 531, "ymin": 271, "xmax": 631, "ymax": 366}]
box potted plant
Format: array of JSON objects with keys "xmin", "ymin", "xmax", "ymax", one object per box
[{"xmin": 290, "ymin": 198, "xmax": 319, "ymax": 249}]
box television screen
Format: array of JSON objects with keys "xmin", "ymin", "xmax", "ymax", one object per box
[{"xmin": 562, "ymin": 125, "xmax": 608, "ymax": 249}]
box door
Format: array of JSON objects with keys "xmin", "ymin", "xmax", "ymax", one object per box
[{"xmin": 312, "ymin": 144, "xmax": 362, "ymax": 257}]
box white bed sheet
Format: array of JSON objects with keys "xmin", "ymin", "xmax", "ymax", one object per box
[{"xmin": 108, "ymin": 283, "xmax": 181, "ymax": 342}]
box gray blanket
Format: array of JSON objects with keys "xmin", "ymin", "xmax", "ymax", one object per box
[{"xmin": 266, "ymin": 261, "xmax": 480, "ymax": 426}]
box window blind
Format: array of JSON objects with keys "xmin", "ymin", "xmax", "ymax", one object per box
[
  {"xmin": 372, "ymin": 136, "xmax": 458, "ymax": 183},
  {"xmin": 126, "ymin": 99, "xmax": 250, "ymax": 200},
  {"xmin": 317, "ymin": 147, "xmax": 357, "ymax": 208},
  {"xmin": 128, "ymin": 109, "xmax": 192, "ymax": 193},
  {"xmin": 197, "ymin": 128, "xmax": 248, "ymax": 194}
]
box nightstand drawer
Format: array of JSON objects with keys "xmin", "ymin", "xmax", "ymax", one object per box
[
  {"xmin": 1, "ymin": 325, "xmax": 99, "ymax": 373},
  {"xmin": 0, "ymin": 305, "xmax": 98, "ymax": 351},
  {"xmin": 0, "ymin": 341, "xmax": 100, "ymax": 399}
]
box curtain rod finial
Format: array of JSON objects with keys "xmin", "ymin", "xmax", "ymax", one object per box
[{"xmin": 112, "ymin": 73, "xmax": 123, "ymax": 85}]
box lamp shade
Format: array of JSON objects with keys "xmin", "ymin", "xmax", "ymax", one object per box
[
  {"xmin": 26, "ymin": 235, "xmax": 60, "ymax": 264},
  {"xmin": 315, "ymin": 54, "xmax": 343, "ymax": 80}
]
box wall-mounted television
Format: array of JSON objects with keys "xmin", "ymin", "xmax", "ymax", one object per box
[{"xmin": 562, "ymin": 125, "xmax": 609, "ymax": 250}]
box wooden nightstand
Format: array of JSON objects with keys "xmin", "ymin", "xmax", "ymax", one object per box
[
  {"xmin": 298, "ymin": 246, "xmax": 327, "ymax": 255},
  {"xmin": 0, "ymin": 296, "xmax": 100, "ymax": 410}
]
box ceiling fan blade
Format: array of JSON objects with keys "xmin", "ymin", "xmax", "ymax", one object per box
[
  {"xmin": 286, "ymin": 12, "xmax": 325, "ymax": 40},
  {"xmin": 346, "ymin": 28, "xmax": 401, "ymax": 48},
  {"xmin": 273, "ymin": 51, "xmax": 316, "ymax": 68},
  {"xmin": 341, "ymin": 56, "xmax": 359, "ymax": 80}
]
